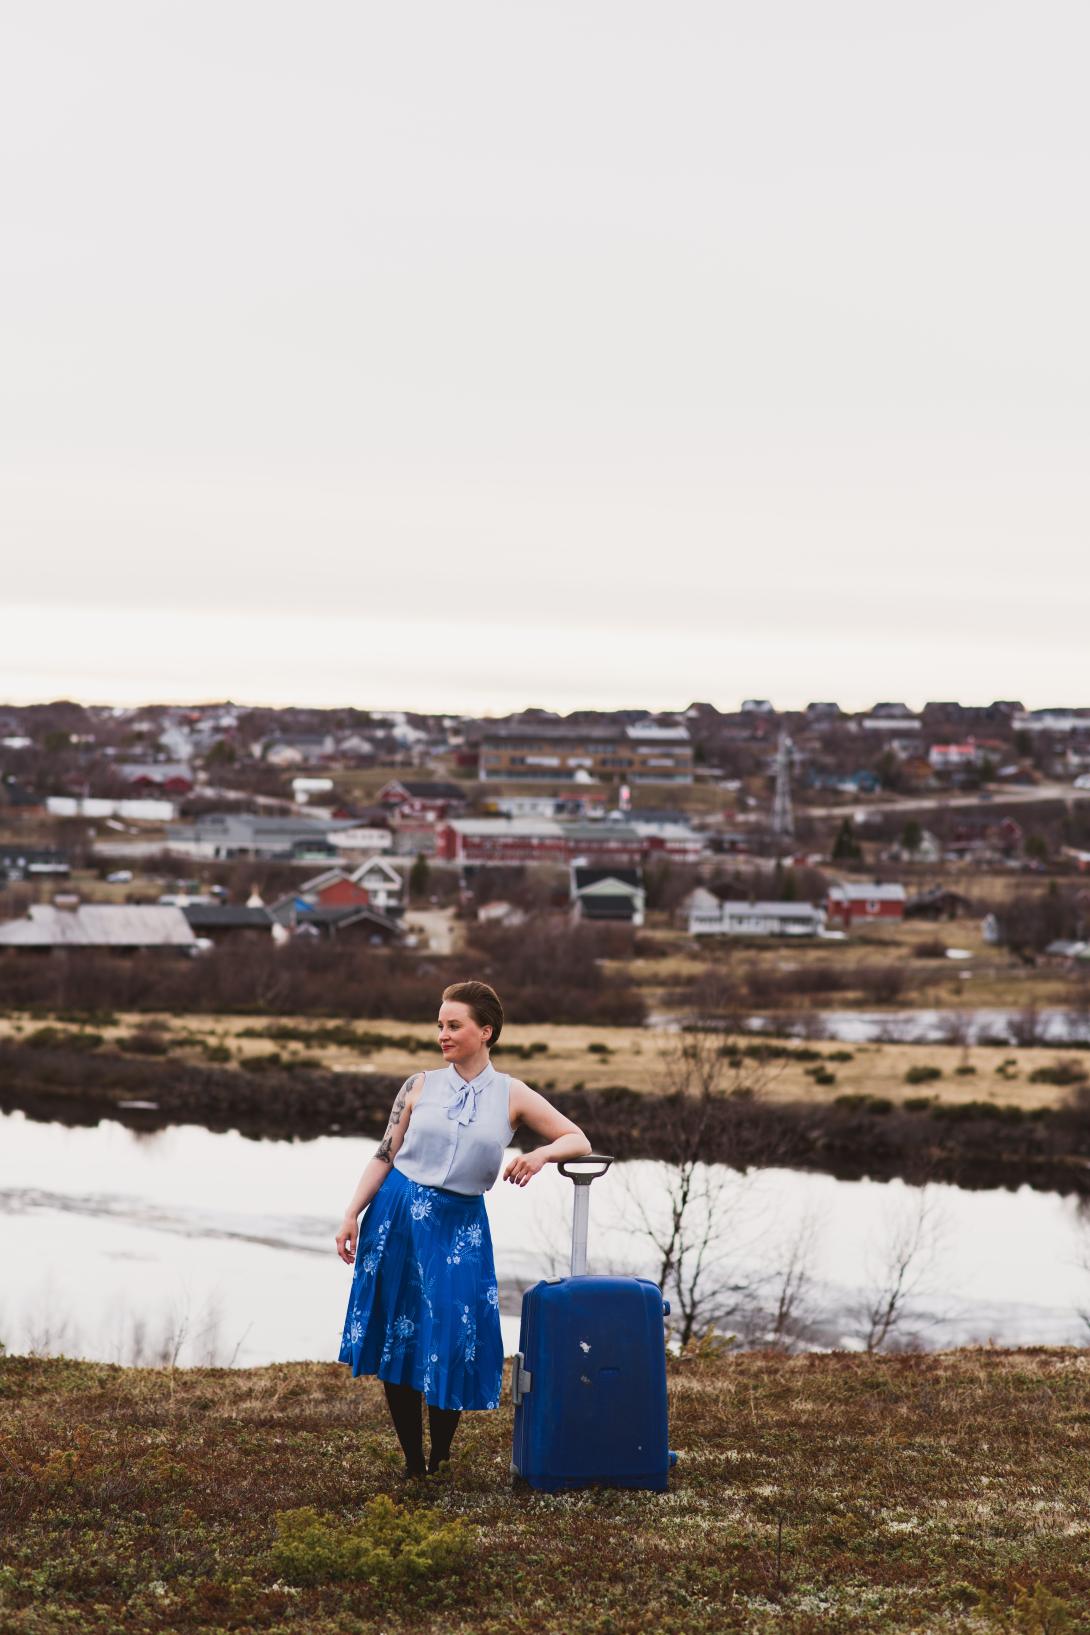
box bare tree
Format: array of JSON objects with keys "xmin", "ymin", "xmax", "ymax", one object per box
[
  {"xmin": 856, "ymin": 1188, "xmax": 946, "ymax": 1353},
  {"xmin": 621, "ymin": 1031, "xmax": 783, "ymax": 1348},
  {"xmin": 1071, "ymin": 1200, "xmax": 1090, "ymax": 1337},
  {"xmin": 763, "ymin": 1208, "xmax": 824, "ymax": 1350}
]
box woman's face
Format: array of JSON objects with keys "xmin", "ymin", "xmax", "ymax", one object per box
[{"xmin": 437, "ymin": 1000, "xmax": 491, "ymax": 1066}]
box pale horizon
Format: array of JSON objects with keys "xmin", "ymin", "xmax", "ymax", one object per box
[{"xmin": 4, "ymin": 3, "xmax": 1088, "ymax": 716}]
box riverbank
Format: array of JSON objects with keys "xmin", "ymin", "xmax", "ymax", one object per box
[
  {"xmin": 4, "ymin": 1034, "xmax": 1090, "ymax": 1194},
  {"xmin": 1, "ymin": 1350, "xmax": 1087, "ymax": 1634}
]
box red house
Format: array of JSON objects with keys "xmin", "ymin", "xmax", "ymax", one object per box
[
  {"xmin": 376, "ymin": 780, "xmax": 467, "ymax": 821},
  {"xmin": 825, "ymin": 881, "xmax": 906, "ymax": 928},
  {"xmin": 282, "ymin": 868, "xmax": 370, "ymax": 911}
]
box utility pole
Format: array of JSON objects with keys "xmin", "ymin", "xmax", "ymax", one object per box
[{"xmin": 771, "ymin": 731, "xmax": 794, "ymax": 847}]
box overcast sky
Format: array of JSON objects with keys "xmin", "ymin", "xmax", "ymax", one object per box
[{"xmin": 3, "ymin": 3, "xmax": 1088, "ymax": 716}]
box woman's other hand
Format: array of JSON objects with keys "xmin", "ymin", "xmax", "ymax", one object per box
[
  {"xmin": 336, "ymin": 1216, "xmax": 358, "ymax": 1263},
  {"xmin": 503, "ymin": 1150, "xmax": 548, "ymax": 1187}
]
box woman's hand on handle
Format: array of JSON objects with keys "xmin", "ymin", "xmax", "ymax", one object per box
[
  {"xmin": 501, "ymin": 1084, "xmax": 593, "ymax": 1187},
  {"xmin": 502, "ymin": 1150, "xmax": 548, "ymax": 1187}
]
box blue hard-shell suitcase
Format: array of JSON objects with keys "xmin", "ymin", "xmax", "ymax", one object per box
[
  {"xmin": 510, "ymin": 1156, "xmax": 675, "ymax": 1492},
  {"xmin": 511, "ymin": 1274, "xmax": 672, "ymax": 1491}
]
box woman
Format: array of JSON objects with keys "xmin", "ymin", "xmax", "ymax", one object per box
[{"xmin": 336, "ymin": 979, "xmax": 591, "ymax": 1476}]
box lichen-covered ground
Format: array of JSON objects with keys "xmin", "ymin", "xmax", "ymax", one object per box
[{"xmin": 1, "ymin": 1349, "xmax": 1088, "ymax": 1633}]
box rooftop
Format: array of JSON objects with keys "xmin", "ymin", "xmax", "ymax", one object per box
[{"xmin": 0, "ymin": 904, "xmax": 195, "ymax": 948}]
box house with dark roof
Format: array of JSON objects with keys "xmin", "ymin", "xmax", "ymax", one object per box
[
  {"xmin": 181, "ymin": 905, "xmax": 275, "ymax": 943},
  {"xmin": 270, "ymin": 858, "xmax": 405, "ymax": 925},
  {"xmin": 287, "ymin": 904, "xmax": 403, "ymax": 944},
  {"xmin": 0, "ymin": 779, "xmax": 44, "ymax": 814},
  {"xmin": 570, "ymin": 863, "xmax": 645, "ymax": 926},
  {"xmin": 377, "ymin": 779, "xmax": 468, "ymax": 809},
  {"xmin": 0, "ymin": 845, "xmax": 70, "ymax": 883},
  {"xmin": 374, "ymin": 780, "xmax": 469, "ymax": 857}
]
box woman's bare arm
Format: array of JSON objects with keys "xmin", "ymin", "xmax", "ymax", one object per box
[
  {"xmin": 335, "ymin": 1074, "xmax": 423, "ymax": 1262},
  {"xmin": 503, "ymin": 1081, "xmax": 591, "ymax": 1187}
]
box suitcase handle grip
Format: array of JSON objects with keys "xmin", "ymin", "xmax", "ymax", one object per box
[{"xmin": 558, "ymin": 1154, "xmax": 614, "ymax": 1185}]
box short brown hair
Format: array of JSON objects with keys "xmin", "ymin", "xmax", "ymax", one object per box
[{"xmin": 442, "ymin": 980, "xmax": 503, "ymax": 1047}]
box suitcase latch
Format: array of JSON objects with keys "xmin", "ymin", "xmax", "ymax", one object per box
[{"xmin": 511, "ymin": 1351, "xmax": 533, "ymax": 1405}]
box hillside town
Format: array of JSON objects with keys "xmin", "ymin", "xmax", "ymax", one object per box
[{"xmin": 2, "ymin": 694, "xmax": 1090, "ymax": 968}]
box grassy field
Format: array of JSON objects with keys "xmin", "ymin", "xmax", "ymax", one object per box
[
  {"xmin": 4, "ymin": 1009, "xmax": 1090, "ymax": 1116},
  {"xmin": 627, "ymin": 912, "xmax": 1084, "ymax": 1015},
  {"xmin": 1, "ymin": 1349, "xmax": 1088, "ymax": 1633}
]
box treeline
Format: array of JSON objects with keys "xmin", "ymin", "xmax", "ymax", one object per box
[
  {"xmin": 677, "ymin": 958, "xmax": 917, "ymax": 1012},
  {"xmin": 995, "ymin": 886, "xmax": 1090, "ymax": 956},
  {"xmin": 0, "ymin": 923, "xmax": 645, "ymax": 1027}
]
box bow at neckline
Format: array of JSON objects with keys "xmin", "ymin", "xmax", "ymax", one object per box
[{"xmin": 445, "ymin": 1064, "xmax": 492, "ymax": 1126}]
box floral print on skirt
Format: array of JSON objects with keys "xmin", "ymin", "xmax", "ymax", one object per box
[{"xmin": 338, "ymin": 1164, "xmax": 503, "ymax": 1411}]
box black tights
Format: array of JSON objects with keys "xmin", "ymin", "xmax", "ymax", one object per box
[{"xmin": 382, "ymin": 1381, "xmax": 461, "ymax": 1475}]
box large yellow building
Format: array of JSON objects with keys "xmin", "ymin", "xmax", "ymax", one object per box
[{"xmin": 478, "ymin": 721, "xmax": 693, "ymax": 785}]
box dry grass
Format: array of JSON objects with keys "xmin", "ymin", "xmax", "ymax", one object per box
[
  {"xmin": 4, "ymin": 1009, "xmax": 1090, "ymax": 1113},
  {"xmin": 630, "ymin": 913, "xmax": 1083, "ymax": 1014},
  {"xmin": 1, "ymin": 1349, "xmax": 1089, "ymax": 1633}
]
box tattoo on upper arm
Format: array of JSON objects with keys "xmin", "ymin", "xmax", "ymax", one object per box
[{"xmin": 375, "ymin": 1076, "xmax": 417, "ymax": 1165}]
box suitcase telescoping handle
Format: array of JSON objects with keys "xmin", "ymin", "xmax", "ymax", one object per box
[{"xmin": 557, "ymin": 1153, "xmax": 614, "ymax": 1277}]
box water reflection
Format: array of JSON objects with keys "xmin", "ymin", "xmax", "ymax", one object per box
[
  {"xmin": 1, "ymin": 1110, "xmax": 1088, "ymax": 1366},
  {"xmin": 746, "ymin": 1005, "xmax": 1090, "ymax": 1046}
]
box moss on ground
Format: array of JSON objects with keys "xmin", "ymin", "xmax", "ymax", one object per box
[{"xmin": 2, "ymin": 1349, "xmax": 1090, "ymax": 1632}]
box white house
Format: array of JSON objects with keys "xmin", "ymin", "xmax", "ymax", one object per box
[
  {"xmin": 685, "ymin": 888, "xmax": 824, "ymax": 938},
  {"xmin": 928, "ymin": 743, "xmax": 981, "ymax": 772},
  {"xmin": 349, "ymin": 856, "xmax": 404, "ymax": 913}
]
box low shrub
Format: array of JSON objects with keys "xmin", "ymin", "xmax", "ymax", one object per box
[
  {"xmin": 1028, "ymin": 1058, "xmax": 1090, "ymax": 1087},
  {"xmin": 931, "ymin": 1100, "xmax": 1024, "ymax": 1124},
  {"xmin": 903, "ymin": 1096, "xmax": 935, "ymax": 1112},
  {"xmin": 119, "ymin": 1031, "xmax": 169, "ymax": 1057},
  {"xmin": 912, "ymin": 939, "xmax": 948, "ymax": 959},
  {"xmin": 905, "ymin": 1065, "xmax": 942, "ymax": 1085},
  {"xmin": 495, "ymin": 1040, "xmax": 549, "ymax": 1059},
  {"xmin": 271, "ymin": 1497, "xmax": 466, "ymax": 1589},
  {"xmin": 26, "ymin": 1027, "xmax": 103, "ymax": 1053},
  {"xmin": 831, "ymin": 1092, "xmax": 890, "ymax": 1114},
  {"xmin": 954, "ymin": 1064, "xmax": 978, "ymax": 1076},
  {"xmin": 50, "ymin": 1008, "xmax": 118, "ymax": 1027},
  {"xmin": 805, "ymin": 1067, "xmax": 837, "ymax": 1087}
]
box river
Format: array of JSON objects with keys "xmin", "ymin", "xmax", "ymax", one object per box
[
  {"xmin": 3, "ymin": 1109, "xmax": 1089, "ymax": 1367},
  {"xmin": 743, "ymin": 1005, "xmax": 1090, "ymax": 1045}
]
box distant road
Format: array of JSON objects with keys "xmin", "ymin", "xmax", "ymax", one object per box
[{"xmin": 802, "ymin": 782, "xmax": 1090, "ymax": 819}]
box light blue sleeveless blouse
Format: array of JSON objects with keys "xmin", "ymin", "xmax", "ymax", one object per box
[{"xmin": 394, "ymin": 1062, "xmax": 515, "ymax": 1196}]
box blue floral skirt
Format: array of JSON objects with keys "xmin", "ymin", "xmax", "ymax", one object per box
[{"xmin": 338, "ymin": 1165, "xmax": 503, "ymax": 1411}]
